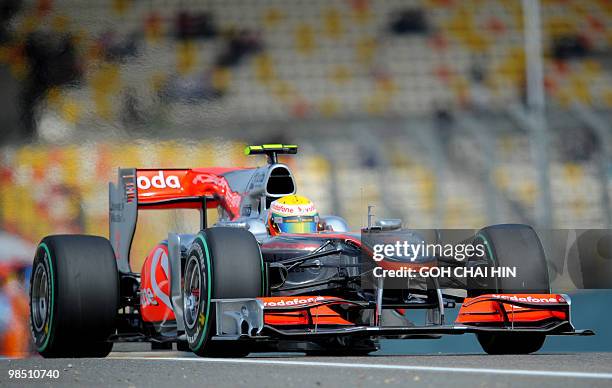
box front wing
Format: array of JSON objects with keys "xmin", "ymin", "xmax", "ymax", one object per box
[{"xmin": 210, "ymin": 294, "xmax": 594, "ymax": 342}]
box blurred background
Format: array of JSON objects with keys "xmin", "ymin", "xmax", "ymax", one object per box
[{"xmin": 0, "ymin": 0, "xmax": 611, "ymax": 357}]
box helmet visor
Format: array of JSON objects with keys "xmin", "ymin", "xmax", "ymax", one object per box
[{"xmin": 274, "ymin": 215, "xmax": 318, "ymax": 234}]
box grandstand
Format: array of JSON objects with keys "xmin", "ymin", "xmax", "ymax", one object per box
[
  {"xmin": 0, "ymin": 0, "xmax": 611, "ymax": 265},
  {"xmin": 1, "ymin": 0, "xmax": 610, "ymax": 123}
]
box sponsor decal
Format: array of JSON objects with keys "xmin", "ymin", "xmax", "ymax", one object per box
[
  {"xmin": 192, "ymin": 174, "xmax": 208, "ymax": 185},
  {"xmin": 149, "ymin": 247, "xmax": 172, "ymax": 309},
  {"xmin": 137, "ymin": 171, "xmax": 181, "ymax": 190},
  {"xmin": 140, "ymin": 288, "xmax": 159, "ymax": 307},
  {"xmin": 190, "ymin": 173, "xmax": 241, "ymax": 217},
  {"xmin": 270, "ymin": 202, "xmax": 316, "ymax": 216},
  {"xmin": 490, "ymin": 294, "xmax": 559, "ymax": 303},
  {"xmin": 263, "ymin": 296, "xmax": 326, "ymax": 307}
]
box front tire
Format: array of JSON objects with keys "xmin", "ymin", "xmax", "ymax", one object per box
[
  {"xmin": 470, "ymin": 225, "xmax": 550, "ymax": 355},
  {"xmin": 30, "ymin": 235, "xmax": 119, "ymax": 358},
  {"xmin": 304, "ymin": 337, "xmax": 378, "ymax": 356},
  {"xmin": 183, "ymin": 228, "xmax": 264, "ymax": 357},
  {"xmin": 477, "ymin": 333, "xmax": 546, "ymax": 355}
]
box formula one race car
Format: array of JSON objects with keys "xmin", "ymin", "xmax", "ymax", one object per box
[{"xmin": 29, "ymin": 144, "xmax": 593, "ymax": 358}]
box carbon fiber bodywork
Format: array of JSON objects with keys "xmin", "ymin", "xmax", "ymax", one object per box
[{"xmin": 105, "ymin": 145, "xmax": 592, "ymax": 354}]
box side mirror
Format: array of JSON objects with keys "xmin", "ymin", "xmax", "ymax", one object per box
[
  {"xmin": 320, "ymin": 216, "xmax": 350, "ymax": 232},
  {"xmin": 375, "ymin": 219, "xmax": 402, "ymax": 231}
]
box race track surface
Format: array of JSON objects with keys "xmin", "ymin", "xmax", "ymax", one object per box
[{"xmin": 2, "ymin": 346, "xmax": 612, "ymax": 388}]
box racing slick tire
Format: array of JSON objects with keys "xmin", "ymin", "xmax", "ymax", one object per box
[
  {"xmin": 30, "ymin": 235, "xmax": 119, "ymax": 358},
  {"xmin": 183, "ymin": 227, "xmax": 265, "ymax": 357},
  {"xmin": 304, "ymin": 338, "xmax": 378, "ymax": 356},
  {"xmin": 476, "ymin": 332, "xmax": 546, "ymax": 355},
  {"xmin": 470, "ymin": 224, "xmax": 550, "ymax": 355}
]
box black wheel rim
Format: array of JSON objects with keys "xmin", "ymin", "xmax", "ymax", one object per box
[
  {"xmin": 183, "ymin": 256, "xmax": 204, "ymax": 330},
  {"xmin": 31, "ymin": 262, "xmax": 49, "ymax": 332}
]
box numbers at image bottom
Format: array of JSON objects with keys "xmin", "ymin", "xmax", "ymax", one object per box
[{"xmin": 8, "ymin": 369, "xmax": 60, "ymax": 379}]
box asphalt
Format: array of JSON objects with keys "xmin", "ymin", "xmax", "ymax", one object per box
[{"xmin": 2, "ymin": 346, "xmax": 612, "ymax": 388}]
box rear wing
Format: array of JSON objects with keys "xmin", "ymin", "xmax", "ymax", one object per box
[
  {"xmin": 109, "ymin": 168, "xmax": 221, "ymax": 273},
  {"xmin": 109, "ymin": 168, "xmax": 138, "ymax": 273},
  {"xmin": 109, "ymin": 145, "xmax": 299, "ymax": 272}
]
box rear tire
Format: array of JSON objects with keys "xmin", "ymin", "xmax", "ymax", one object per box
[
  {"xmin": 183, "ymin": 228, "xmax": 264, "ymax": 357},
  {"xmin": 30, "ymin": 235, "xmax": 119, "ymax": 358},
  {"xmin": 470, "ymin": 225, "xmax": 549, "ymax": 355}
]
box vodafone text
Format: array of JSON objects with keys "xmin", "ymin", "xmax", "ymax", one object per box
[
  {"xmin": 263, "ymin": 296, "xmax": 325, "ymax": 307},
  {"xmin": 491, "ymin": 294, "xmax": 559, "ymax": 303},
  {"xmin": 137, "ymin": 171, "xmax": 181, "ymax": 190}
]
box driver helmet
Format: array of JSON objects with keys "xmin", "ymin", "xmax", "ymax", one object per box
[{"xmin": 268, "ymin": 195, "xmax": 320, "ymax": 235}]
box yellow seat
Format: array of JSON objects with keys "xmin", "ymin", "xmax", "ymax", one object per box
[
  {"xmin": 295, "ymin": 24, "xmax": 316, "ymax": 55},
  {"xmin": 323, "ymin": 8, "xmax": 343, "ymax": 39},
  {"xmin": 263, "ymin": 8, "xmax": 283, "ymax": 28}
]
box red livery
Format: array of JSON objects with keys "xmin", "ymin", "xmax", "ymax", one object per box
[{"xmin": 28, "ymin": 145, "xmax": 593, "ymax": 358}]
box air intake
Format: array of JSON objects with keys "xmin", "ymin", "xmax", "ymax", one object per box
[{"xmin": 265, "ymin": 165, "xmax": 295, "ymax": 196}]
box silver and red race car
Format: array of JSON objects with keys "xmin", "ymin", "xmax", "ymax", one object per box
[{"xmin": 29, "ymin": 144, "xmax": 593, "ymax": 357}]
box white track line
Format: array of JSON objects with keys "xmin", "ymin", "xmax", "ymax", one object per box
[{"xmin": 109, "ymin": 356, "xmax": 612, "ymax": 380}]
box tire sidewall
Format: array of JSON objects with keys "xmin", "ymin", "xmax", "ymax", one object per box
[
  {"xmin": 183, "ymin": 228, "xmax": 264, "ymax": 356},
  {"xmin": 30, "ymin": 242, "xmax": 56, "ymax": 353},
  {"xmin": 184, "ymin": 234, "xmax": 213, "ymax": 352},
  {"xmin": 29, "ymin": 235, "xmax": 119, "ymax": 358},
  {"xmin": 470, "ymin": 225, "xmax": 550, "ymax": 295},
  {"xmin": 471, "ymin": 225, "xmax": 550, "ymax": 354}
]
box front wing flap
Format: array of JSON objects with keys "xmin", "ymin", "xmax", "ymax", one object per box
[{"xmin": 210, "ymin": 294, "xmax": 594, "ymax": 341}]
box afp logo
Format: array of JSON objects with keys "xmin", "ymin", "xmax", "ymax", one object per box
[{"xmin": 137, "ymin": 171, "xmax": 182, "ymax": 190}]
